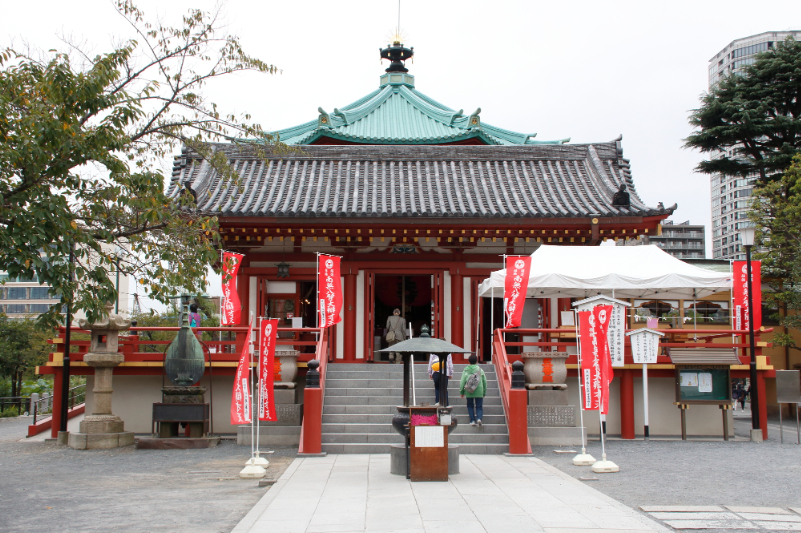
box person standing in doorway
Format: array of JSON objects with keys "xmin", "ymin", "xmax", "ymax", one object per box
[
  {"xmin": 428, "ymin": 353, "xmax": 453, "ymax": 406},
  {"xmin": 460, "ymin": 354, "xmax": 487, "ymax": 427},
  {"xmin": 385, "ymin": 308, "xmax": 407, "ymax": 363}
]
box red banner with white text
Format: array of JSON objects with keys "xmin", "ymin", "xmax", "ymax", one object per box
[
  {"xmin": 733, "ymin": 260, "xmax": 762, "ymax": 332},
  {"xmin": 258, "ymin": 318, "xmax": 279, "ymax": 422},
  {"xmin": 578, "ymin": 305, "xmax": 613, "ymax": 414},
  {"xmin": 221, "ymin": 252, "xmax": 244, "ymax": 325},
  {"xmin": 230, "ymin": 322, "xmax": 253, "ymax": 425},
  {"xmin": 504, "ymin": 256, "xmax": 531, "ymax": 328},
  {"xmin": 318, "ymin": 255, "xmax": 342, "ymax": 328}
]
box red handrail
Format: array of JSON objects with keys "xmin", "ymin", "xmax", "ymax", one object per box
[
  {"xmin": 298, "ymin": 329, "xmax": 328, "ymax": 454},
  {"xmin": 493, "ymin": 328, "xmax": 532, "ymax": 454}
]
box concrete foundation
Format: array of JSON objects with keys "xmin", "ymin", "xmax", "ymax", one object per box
[
  {"xmin": 528, "ymin": 426, "xmax": 585, "ymax": 446},
  {"xmin": 69, "ymin": 431, "xmax": 135, "ymax": 450},
  {"xmin": 237, "ymin": 426, "xmax": 301, "ymax": 446}
]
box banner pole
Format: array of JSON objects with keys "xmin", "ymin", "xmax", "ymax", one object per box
[
  {"xmin": 572, "ymin": 309, "xmax": 595, "ymax": 466},
  {"xmin": 643, "ymin": 362, "xmax": 650, "ymax": 440},
  {"xmin": 256, "ymin": 316, "xmax": 261, "ymax": 459},
  {"xmin": 250, "ymin": 313, "xmax": 255, "ymax": 461}
]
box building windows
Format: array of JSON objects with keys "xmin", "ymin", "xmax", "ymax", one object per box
[
  {"xmin": 732, "ymin": 41, "xmax": 771, "ymax": 59},
  {"xmin": 29, "ymin": 287, "xmax": 52, "ymax": 299}
]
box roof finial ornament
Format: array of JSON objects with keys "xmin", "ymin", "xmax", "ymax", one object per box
[{"xmin": 380, "ymin": 0, "xmax": 413, "ymax": 73}]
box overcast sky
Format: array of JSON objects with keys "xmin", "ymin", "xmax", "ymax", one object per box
[{"xmin": 2, "ymin": 0, "xmax": 798, "ymax": 308}]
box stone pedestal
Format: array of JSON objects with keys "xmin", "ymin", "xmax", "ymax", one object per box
[
  {"xmin": 68, "ymin": 306, "xmax": 134, "ymax": 450},
  {"xmin": 522, "ymin": 354, "xmax": 584, "ymax": 446},
  {"xmin": 237, "ymin": 380, "xmax": 303, "ymax": 445}
]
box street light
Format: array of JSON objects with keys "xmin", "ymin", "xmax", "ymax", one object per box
[{"xmin": 739, "ymin": 223, "xmax": 761, "ymax": 439}]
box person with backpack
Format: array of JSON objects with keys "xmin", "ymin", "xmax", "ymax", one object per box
[{"xmin": 460, "ymin": 354, "xmax": 487, "ymax": 427}]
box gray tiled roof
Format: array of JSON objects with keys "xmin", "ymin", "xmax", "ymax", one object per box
[{"xmin": 168, "ymin": 142, "xmax": 676, "ymax": 219}]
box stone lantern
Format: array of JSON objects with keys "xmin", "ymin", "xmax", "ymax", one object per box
[{"xmin": 68, "ymin": 303, "xmax": 135, "ymax": 449}]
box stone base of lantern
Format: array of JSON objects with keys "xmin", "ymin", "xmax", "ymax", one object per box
[{"xmin": 68, "ymin": 430, "xmax": 135, "ymax": 450}]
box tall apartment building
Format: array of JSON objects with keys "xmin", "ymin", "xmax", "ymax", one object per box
[
  {"xmin": 0, "ymin": 271, "xmax": 129, "ymax": 321},
  {"xmin": 708, "ymin": 30, "xmax": 801, "ymax": 260},
  {"xmin": 627, "ymin": 220, "xmax": 706, "ymax": 259}
]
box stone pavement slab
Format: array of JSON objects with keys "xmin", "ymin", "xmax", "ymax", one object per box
[
  {"xmin": 640, "ymin": 506, "xmax": 725, "ymax": 513},
  {"xmin": 233, "ymin": 454, "xmax": 669, "ymax": 533},
  {"xmin": 728, "ymin": 507, "xmax": 795, "ymax": 515},
  {"xmin": 662, "ymin": 519, "xmax": 758, "ymax": 529}
]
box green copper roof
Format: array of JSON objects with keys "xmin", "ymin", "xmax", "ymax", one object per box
[{"xmin": 273, "ymin": 76, "xmax": 569, "ymax": 146}]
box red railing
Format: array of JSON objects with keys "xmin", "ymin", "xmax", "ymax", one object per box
[
  {"xmin": 299, "ymin": 331, "xmax": 329, "ymax": 454},
  {"xmin": 490, "ymin": 326, "xmax": 775, "ymax": 442},
  {"xmin": 493, "ymin": 329, "xmax": 532, "ymax": 454},
  {"xmin": 42, "ymin": 325, "xmax": 329, "ymax": 438}
]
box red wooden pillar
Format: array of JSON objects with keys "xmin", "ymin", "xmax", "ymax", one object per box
[
  {"xmin": 451, "ymin": 272, "xmax": 463, "ymax": 349},
  {"xmin": 301, "ymin": 387, "xmax": 322, "ymax": 454},
  {"xmin": 508, "ymin": 388, "xmax": 532, "ymax": 454},
  {"xmin": 343, "ymin": 269, "xmax": 357, "ymax": 362},
  {"xmin": 51, "ymin": 367, "xmax": 63, "ymax": 438},
  {"xmin": 620, "ymin": 369, "xmax": 635, "ymax": 439}
]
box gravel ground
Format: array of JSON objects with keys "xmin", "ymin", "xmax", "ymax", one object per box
[
  {"xmin": 534, "ymin": 414, "xmax": 801, "ymax": 531},
  {"xmin": 0, "ymin": 420, "xmax": 295, "ymax": 533}
]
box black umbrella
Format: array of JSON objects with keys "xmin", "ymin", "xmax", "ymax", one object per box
[{"xmin": 378, "ymin": 324, "xmax": 471, "ymax": 407}]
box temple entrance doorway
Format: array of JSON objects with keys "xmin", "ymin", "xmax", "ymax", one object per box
[{"xmin": 372, "ymin": 274, "xmax": 433, "ymax": 363}]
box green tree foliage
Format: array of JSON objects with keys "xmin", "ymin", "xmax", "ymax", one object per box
[
  {"xmin": 130, "ymin": 297, "xmax": 219, "ymax": 352},
  {"xmin": 0, "ymin": 316, "xmax": 51, "ymax": 397},
  {"xmin": 0, "ymin": 1, "xmax": 281, "ymax": 328},
  {"xmin": 751, "ymin": 155, "xmax": 801, "ymax": 351},
  {"xmin": 685, "ymin": 38, "xmax": 801, "ymax": 183}
]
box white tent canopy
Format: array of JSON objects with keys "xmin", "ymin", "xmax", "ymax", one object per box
[{"xmin": 477, "ymin": 245, "xmax": 732, "ymax": 300}]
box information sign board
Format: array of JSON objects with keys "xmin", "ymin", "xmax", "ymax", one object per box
[{"xmin": 675, "ymin": 365, "xmax": 731, "ymax": 404}]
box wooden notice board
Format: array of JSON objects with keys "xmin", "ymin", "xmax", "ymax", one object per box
[
  {"xmin": 675, "ymin": 365, "xmax": 731, "ymax": 404},
  {"xmin": 410, "ymin": 425, "xmax": 448, "ymax": 482}
]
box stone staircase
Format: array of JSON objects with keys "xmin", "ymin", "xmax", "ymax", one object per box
[{"xmin": 321, "ymin": 363, "xmax": 509, "ymax": 454}]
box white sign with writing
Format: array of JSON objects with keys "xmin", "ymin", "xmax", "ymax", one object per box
[
  {"xmin": 627, "ymin": 328, "xmax": 663, "ymax": 365},
  {"xmin": 414, "ymin": 425, "xmax": 445, "ymax": 448},
  {"xmin": 608, "ymin": 304, "xmax": 626, "ymax": 368}
]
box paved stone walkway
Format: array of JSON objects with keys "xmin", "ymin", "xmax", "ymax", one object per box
[
  {"xmin": 233, "ymin": 454, "xmax": 669, "ymax": 533},
  {"xmin": 640, "ymin": 506, "xmax": 801, "ymax": 531}
]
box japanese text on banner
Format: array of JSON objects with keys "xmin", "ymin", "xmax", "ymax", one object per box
[
  {"xmin": 732, "ymin": 260, "xmax": 761, "ymax": 332},
  {"xmin": 259, "ymin": 319, "xmax": 279, "ymax": 422},
  {"xmin": 221, "ymin": 252, "xmax": 244, "ymax": 325},
  {"xmin": 230, "ymin": 322, "xmax": 253, "ymax": 425},
  {"xmin": 578, "ymin": 306, "xmax": 613, "ymax": 414},
  {"xmin": 318, "ymin": 256, "xmax": 342, "ymax": 328},
  {"xmin": 504, "ymin": 256, "xmax": 531, "ymax": 328}
]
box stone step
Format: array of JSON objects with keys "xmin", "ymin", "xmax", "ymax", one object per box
[
  {"xmin": 321, "ymin": 421, "xmax": 509, "ymax": 435},
  {"xmin": 321, "ymin": 413, "xmax": 507, "ymax": 425},
  {"xmin": 321, "ymin": 431, "xmax": 509, "ymax": 444},
  {"xmin": 322, "ymin": 404, "xmax": 506, "ymax": 415},
  {"xmin": 320, "ymin": 442, "xmax": 509, "ymax": 455},
  {"xmin": 325, "ymin": 378, "xmax": 499, "ymax": 389},
  {"xmin": 326, "ymin": 367, "xmax": 498, "ymax": 378},
  {"xmin": 323, "ymin": 395, "xmax": 503, "ymax": 406},
  {"xmin": 324, "ymin": 387, "xmax": 501, "ymax": 398}
]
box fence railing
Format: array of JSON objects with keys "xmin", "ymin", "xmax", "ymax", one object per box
[{"xmin": 30, "ymin": 383, "xmax": 86, "ymax": 426}]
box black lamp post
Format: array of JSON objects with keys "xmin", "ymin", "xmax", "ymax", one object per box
[{"xmin": 739, "ymin": 225, "xmax": 760, "ymax": 436}]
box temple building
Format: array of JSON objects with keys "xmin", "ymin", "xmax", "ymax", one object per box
[{"xmin": 168, "ymin": 40, "xmax": 675, "ymax": 363}]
